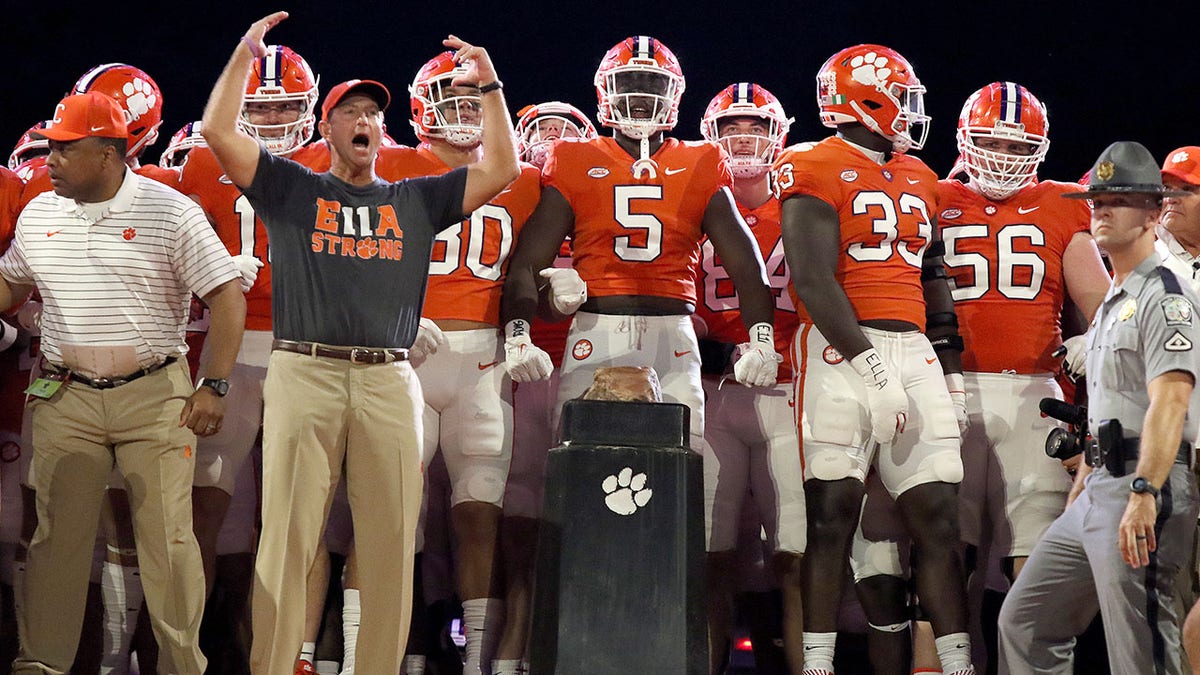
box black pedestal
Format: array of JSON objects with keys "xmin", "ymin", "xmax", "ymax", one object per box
[{"xmin": 530, "ymin": 400, "xmax": 706, "ymax": 675}]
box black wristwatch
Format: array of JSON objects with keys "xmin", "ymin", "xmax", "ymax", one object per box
[
  {"xmin": 197, "ymin": 378, "xmax": 229, "ymax": 397},
  {"xmin": 1130, "ymin": 476, "xmax": 1160, "ymax": 498}
]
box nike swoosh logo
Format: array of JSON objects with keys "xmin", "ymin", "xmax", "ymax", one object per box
[
  {"xmin": 478, "ymin": 360, "xmax": 500, "ymax": 370},
  {"xmin": 925, "ymin": 356, "xmax": 938, "ymax": 364},
  {"xmin": 674, "ymin": 350, "xmax": 691, "ymax": 357},
  {"xmin": 665, "ymin": 167, "xmax": 687, "ymax": 175},
  {"xmin": 906, "ymin": 177, "xmax": 920, "ymax": 184},
  {"xmin": 1017, "ymin": 206, "xmax": 1040, "ymax": 214},
  {"xmin": 46, "ymin": 229, "xmax": 63, "ymax": 237},
  {"xmin": 90, "ymin": 125, "xmax": 107, "ymax": 132}
]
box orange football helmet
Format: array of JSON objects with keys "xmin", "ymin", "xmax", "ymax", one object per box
[
  {"xmin": 159, "ymin": 121, "xmax": 206, "ymax": 168},
  {"xmin": 73, "ymin": 63, "xmax": 164, "ymax": 158},
  {"xmin": 409, "ymin": 52, "xmax": 482, "ymax": 148},
  {"xmin": 594, "ymin": 36, "xmax": 685, "ymax": 140},
  {"xmin": 957, "ymin": 81, "xmax": 1050, "ymax": 200},
  {"xmin": 242, "ymin": 45, "xmax": 318, "ymax": 156},
  {"xmin": 514, "ymin": 101, "xmax": 597, "ymax": 168},
  {"xmin": 701, "ymin": 83, "xmax": 792, "ymax": 178},
  {"xmin": 816, "ymin": 44, "xmax": 929, "ymax": 152},
  {"xmin": 8, "ymin": 121, "xmax": 49, "ymax": 171}
]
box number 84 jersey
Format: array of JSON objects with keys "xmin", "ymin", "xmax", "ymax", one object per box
[
  {"xmin": 936, "ymin": 179, "xmax": 1091, "ymax": 374},
  {"xmin": 543, "ymin": 136, "xmax": 732, "ymax": 305},
  {"xmin": 773, "ymin": 136, "xmax": 938, "ymax": 329}
]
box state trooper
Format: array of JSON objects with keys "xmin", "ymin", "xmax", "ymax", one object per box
[{"xmin": 998, "ymin": 141, "xmax": 1200, "ymax": 675}]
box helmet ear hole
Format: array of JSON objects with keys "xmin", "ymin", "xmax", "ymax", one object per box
[{"xmin": 861, "ymin": 100, "xmax": 883, "ymax": 111}]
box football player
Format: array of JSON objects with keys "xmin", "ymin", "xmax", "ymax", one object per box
[
  {"xmin": 936, "ymin": 81, "xmax": 1109, "ymax": 667},
  {"xmin": 775, "ymin": 44, "xmax": 972, "ymax": 675},
  {"xmin": 386, "ymin": 51, "xmax": 542, "ymax": 675},
  {"xmin": 493, "ymin": 101, "xmax": 597, "ymax": 675},
  {"xmin": 159, "ymin": 121, "xmax": 206, "ymax": 169},
  {"xmin": 693, "ymin": 82, "xmax": 805, "ymax": 672},
  {"xmin": 8, "ymin": 122, "xmax": 49, "ymax": 181},
  {"xmin": 500, "ymin": 33, "xmax": 779, "ymax": 470}
]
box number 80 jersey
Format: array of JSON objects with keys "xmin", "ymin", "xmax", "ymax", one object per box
[
  {"xmin": 543, "ymin": 136, "xmax": 732, "ymax": 305},
  {"xmin": 773, "ymin": 136, "xmax": 938, "ymax": 329}
]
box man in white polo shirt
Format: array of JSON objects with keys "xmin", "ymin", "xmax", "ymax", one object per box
[{"xmin": 0, "ymin": 91, "xmax": 245, "ymax": 675}]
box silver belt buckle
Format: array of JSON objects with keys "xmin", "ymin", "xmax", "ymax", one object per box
[{"xmin": 349, "ymin": 348, "xmax": 374, "ymax": 364}]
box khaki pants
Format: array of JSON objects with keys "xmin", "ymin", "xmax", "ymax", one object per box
[
  {"xmin": 13, "ymin": 358, "xmax": 206, "ymax": 674},
  {"xmin": 251, "ymin": 351, "xmax": 424, "ymax": 675}
]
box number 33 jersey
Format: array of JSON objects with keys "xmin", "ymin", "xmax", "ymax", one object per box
[
  {"xmin": 935, "ymin": 179, "xmax": 1091, "ymax": 374},
  {"xmin": 543, "ymin": 136, "xmax": 732, "ymax": 305},
  {"xmin": 773, "ymin": 136, "xmax": 938, "ymax": 329}
]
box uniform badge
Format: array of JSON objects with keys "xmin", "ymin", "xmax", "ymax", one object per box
[
  {"xmin": 881, "ymin": 169, "xmax": 894, "ymax": 182},
  {"xmin": 940, "ymin": 208, "xmax": 962, "ymax": 220},
  {"xmin": 1096, "ymin": 160, "xmax": 1115, "ymax": 182},
  {"xmin": 1161, "ymin": 296, "xmax": 1193, "ymax": 326},
  {"xmin": 840, "ymin": 169, "xmax": 858, "ymax": 183},
  {"xmin": 1165, "ymin": 331, "xmax": 1193, "ymax": 352},
  {"xmin": 984, "ymin": 205, "xmax": 997, "ymax": 215},
  {"xmin": 744, "ymin": 214, "xmax": 758, "ymax": 226},
  {"xmin": 587, "ymin": 167, "xmax": 610, "ymax": 179},
  {"xmin": 822, "ymin": 345, "xmax": 844, "ymax": 365},
  {"xmin": 1118, "ymin": 298, "xmax": 1137, "ymax": 321}
]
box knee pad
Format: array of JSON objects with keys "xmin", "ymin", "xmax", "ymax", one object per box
[
  {"xmin": 916, "ymin": 451, "xmax": 964, "ymax": 485},
  {"xmin": 452, "ymin": 464, "xmax": 507, "ymax": 507},
  {"xmin": 851, "ymin": 538, "xmax": 905, "ymax": 582},
  {"xmin": 806, "ymin": 448, "xmax": 862, "ymax": 482}
]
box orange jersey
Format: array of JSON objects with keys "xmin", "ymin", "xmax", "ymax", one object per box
[
  {"xmin": 0, "ymin": 166, "xmax": 23, "ymax": 254},
  {"xmin": 544, "ymin": 136, "xmax": 732, "ymax": 304},
  {"xmin": 694, "ymin": 197, "xmax": 799, "ymax": 382},
  {"xmin": 936, "ymin": 179, "xmax": 1091, "ymax": 373},
  {"xmin": 371, "ymin": 145, "xmax": 541, "ymax": 325},
  {"xmin": 774, "ymin": 136, "xmax": 938, "ymax": 329}
]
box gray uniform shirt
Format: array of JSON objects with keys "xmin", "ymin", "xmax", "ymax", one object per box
[{"xmin": 1085, "ymin": 252, "xmax": 1200, "ymax": 442}]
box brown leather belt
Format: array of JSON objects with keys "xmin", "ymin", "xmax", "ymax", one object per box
[
  {"xmin": 272, "ymin": 339, "xmax": 408, "ymax": 365},
  {"xmin": 44, "ymin": 356, "xmax": 177, "ymax": 390}
]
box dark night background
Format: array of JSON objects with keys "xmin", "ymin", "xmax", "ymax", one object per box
[{"xmin": 4, "ymin": 0, "xmax": 1198, "ymax": 180}]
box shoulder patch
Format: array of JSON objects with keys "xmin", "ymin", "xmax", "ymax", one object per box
[
  {"xmin": 1161, "ymin": 296, "xmax": 1193, "ymax": 326},
  {"xmin": 1165, "ymin": 331, "xmax": 1193, "ymax": 352}
]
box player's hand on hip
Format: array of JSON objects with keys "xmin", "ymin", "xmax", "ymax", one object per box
[
  {"xmin": 409, "ymin": 317, "xmax": 447, "ymax": 368},
  {"xmin": 539, "ymin": 267, "xmax": 587, "ymax": 315},
  {"xmin": 733, "ymin": 322, "xmax": 782, "ymax": 388},
  {"xmin": 503, "ymin": 319, "xmax": 552, "ymax": 382},
  {"xmin": 1119, "ymin": 492, "xmax": 1159, "ymax": 568},
  {"xmin": 1053, "ymin": 334, "xmax": 1088, "ymax": 382},
  {"xmin": 945, "ymin": 372, "xmax": 969, "ymax": 435},
  {"xmin": 443, "ymin": 35, "xmax": 498, "ymax": 86},
  {"xmin": 181, "ymin": 388, "xmax": 226, "ymax": 438},
  {"xmin": 850, "ymin": 347, "xmax": 908, "ymax": 445},
  {"xmin": 230, "ymin": 254, "xmax": 264, "ymax": 293}
]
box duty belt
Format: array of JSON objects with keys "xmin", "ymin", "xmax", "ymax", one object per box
[
  {"xmin": 272, "ymin": 339, "xmax": 409, "ymax": 365},
  {"xmin": 1088, "ymin": 435, "xmax": 1193, "ymax": 475},
  {"xmin": 44, "ymin": 356, "xmax": 177, "ymax": 390}
]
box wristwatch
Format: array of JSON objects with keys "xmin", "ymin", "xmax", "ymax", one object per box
[
  {"xmin": 1130, "ymin": 476, "xmax": 1160, "ymax": 498},
  {"xmin": 197, "ymin": 378, "xmax": 229, "ymax": 397}
]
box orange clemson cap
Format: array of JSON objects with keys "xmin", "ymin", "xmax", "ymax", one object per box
[
  {"xmin": 1162, "ymin": 146, "xmax": 1200, "ymax": 187},
  {"xmin": 35, "ymin": 91, "xmax": 129, "ymax": 141}
]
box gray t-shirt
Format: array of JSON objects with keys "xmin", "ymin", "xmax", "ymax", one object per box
[
  {"xmin": 243, "ymin": 148, "xmax": 466, "ymax": 348},
  {"xmin": 1086, "ymin": 253, "xmax": 1200, "ymax": 442}
]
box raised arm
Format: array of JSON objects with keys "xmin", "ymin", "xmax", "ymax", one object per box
[
  {"xmin": 201, "ymin": 12, "xmax": 289, "ymax": 189},
  {"xmin": 444, "ymin": 36, "xmax": 520, "ymax": 215}
]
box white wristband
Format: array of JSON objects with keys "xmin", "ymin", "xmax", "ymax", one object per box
[
  {"xmin": 748, "ymin": 321, "xmax": 774, "ymax": 347},
  {"xmin": 850, "ymin": 347, "xmax": 889, "ymax": 389},
  {"xmin": 505, "ymin": 319, "xmax": 531, "ymax": 340}
]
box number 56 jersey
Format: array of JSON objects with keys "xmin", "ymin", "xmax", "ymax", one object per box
[
  {"xmin": 935, "ymin": 179, "xmax": 1090, "ymax": 374},
  {"xmin": 543, "ymin": 136, "xmax": 732, "ymax": 305},
  {"xmin": 773, "ymin": 136, "xmax": 938, "ymax": 329}
]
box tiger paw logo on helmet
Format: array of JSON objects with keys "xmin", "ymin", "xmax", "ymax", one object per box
[
  {"xmin": 122, "ymin": 78, "xmax": 157, "ymax": 122},
  {"xmin": 849, "ymin": 52, "xmax": 892, "ymax": 87}
]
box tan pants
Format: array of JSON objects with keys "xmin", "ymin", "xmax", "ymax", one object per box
[
  {"xmin": 251, "ymin": 351, "xmax": 424, "ymax": 675},
  {"xmin": 13, "ymin": 359, "xmax": 206, "ymax": 674}
]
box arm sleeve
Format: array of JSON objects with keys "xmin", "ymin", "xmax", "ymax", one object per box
[
  {"xmin": 172, "ymin": 196, "xmax": 239, "ymax": 298},
  {"xmin": 408, "ymin": 165, "xmax": 468, "ymax": 231}
]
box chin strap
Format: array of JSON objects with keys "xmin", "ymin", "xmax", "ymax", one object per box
[{"xmin": 631, "ymin": 136, "xmax": 659, "ymax": 179}]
